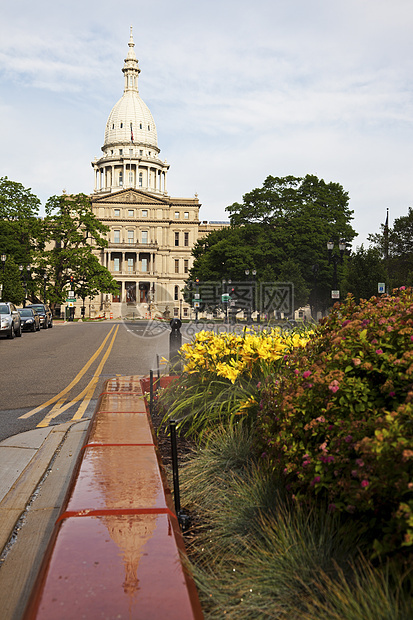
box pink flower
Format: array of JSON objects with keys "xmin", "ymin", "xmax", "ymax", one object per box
[
  {"xmin": 356, "ymin": 458, "xmax": 364, "ymax": 467},
  {"xmin": 375, "ymin": 349, "xmax": 383, "ymax": 355},
  {"xmin": 328, "ymin": 379, "xmax": 340, "ymax": 393},
  {"xmin": 303, "ymin": 370, "xmax": 312, "ymax": 378},
  {"xmin": 361, "ymin": 479, "xmax": 369, "ymax": 488},
  {"xmin": 410, "ymin": 336, "xmax": 413, "ymax": 342},
  {"xmin": 400, "ymin": 286, "xmax": 406, "ymax": 290},
  {"xmin": 389, "ymin": 391, "xmax": 396, "ymax": 397},
  {"xmin": 310, "ymin": 476, "xmax": 321, "ymax": 487}
]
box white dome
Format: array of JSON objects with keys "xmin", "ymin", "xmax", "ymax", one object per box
[{"xmin": 104, "ymin": 91, "xmax": 158, "ymax": 149}]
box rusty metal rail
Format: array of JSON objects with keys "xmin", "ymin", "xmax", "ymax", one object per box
[{"xmin": 23, "ymin": 375, "xmax": 203, "ymax": 619}]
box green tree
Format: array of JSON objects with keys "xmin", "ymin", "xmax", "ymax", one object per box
[
  {"xmin": 341, "ymin": 245, "xmax": 387, "ymax": 302},
  {"xmin": 0, "ymin": 256, "xmax": 25, "ymax": 305},
  {"xmin": 0, "ymin": 176, "xmax": 41, "ymax": 269},
  {"xmin": 368, "ymin": 207, "xmax": 413, "ymax": 289},
  {"xmin": 35, "ymin": 193, "xmax": 118, "ymax": 307},
  {"xmin": 190, "ymin": 175, "xmax": 356, "ymax": 315}
]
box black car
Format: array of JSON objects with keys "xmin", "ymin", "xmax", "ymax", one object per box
[
  {"xmin": 26, "ymin": 303, "xmax": 53, "ymax": 329},
  {"xmin": 0, "ymin": 302, "xmax": 22, "ymax": 338},
  {"xmin": 18, "ymin": 307, "xmax": 41, "ymax": 332}
]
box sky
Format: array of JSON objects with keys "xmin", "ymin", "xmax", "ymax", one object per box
[{"xmin": 0, "ymin": 0, "xmax": 412, "ymax": 247}]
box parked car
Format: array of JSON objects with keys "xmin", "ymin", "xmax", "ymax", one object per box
[
  {"xmin": 18, "ymin": 307, "xmax": 41, "ymax": 332},
  {"xmin": 26, "ymin": 303, "xmax": 53, "ymax": 329},
  {"xmin": 0, "ymin": 302, "xmax": 22, "ymax": 338}
]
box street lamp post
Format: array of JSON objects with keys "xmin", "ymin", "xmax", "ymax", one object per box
[
  {"xmin": 327, "ymin": 240, "xmax": 346, "ymax": 301},
  {"xmin": 1, "ymin": 254, "xmax": 6, "ymax": 300},
  {"xmin": 19, "ymin": 265, "xmax": 31, "ymax": 307}
]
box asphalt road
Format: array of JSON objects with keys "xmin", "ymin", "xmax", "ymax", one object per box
[{"xmin": 0, "ymin": 320, "xmax": 172, "ymax": 442}]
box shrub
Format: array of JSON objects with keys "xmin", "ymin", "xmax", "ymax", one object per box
[{"xmin": 258, "ymin": 288, "xmax": 413, "ymax": 558}]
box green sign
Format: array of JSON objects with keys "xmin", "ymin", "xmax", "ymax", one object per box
[
  {"xmin": 221, "ymin": 293, "xmax": 230, "ymax": 302},
  {"xmin": 66, "ymin": 298, "xmax": 76, "ymax": 302}
]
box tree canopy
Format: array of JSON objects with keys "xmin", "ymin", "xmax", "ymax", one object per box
[
  {"xmin": 35, "ymin": 193, "xmax": 119, "ymax": 305},
  {"xmin": 189, "ymin": 174, "xmax": 357, "ymax": 314}
]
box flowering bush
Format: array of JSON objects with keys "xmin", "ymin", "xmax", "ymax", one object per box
[
  {"xmin": 159, "ymin": 327, "xmax": 312, "ymax": 435},
  {"xmin": 258, "ymin": 288, "xmax": 413, "ymax": 557}
]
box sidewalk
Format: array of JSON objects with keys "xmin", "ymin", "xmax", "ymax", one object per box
[{"xmin": 0, "ymin": 421, "xmax": 89, "ymax": 620}]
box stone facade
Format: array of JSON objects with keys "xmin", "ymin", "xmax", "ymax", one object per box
[{"xmin": 83, "ymin": 29, "xmax": 227, "ymax": 320}]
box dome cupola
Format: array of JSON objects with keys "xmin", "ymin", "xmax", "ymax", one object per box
[{"xmin": 92, "ymin": 28, "xmax": 169, "ymax": 196}]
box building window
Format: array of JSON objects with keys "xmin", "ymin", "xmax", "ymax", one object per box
[
  {"xmin": 184, "ymin": 232, "xmax": 189, "ymax": 247},
  {"xmin": 183, "ymin": 308, "xmax": 188, "ymax": 317},
  {"xmin": 119, "ymin": 149, "xmax": 123, "ymax": 155},
  {"xmin": 114, "ymin": 257, "xmax": 120, "ymax": 272},
  {"xmin": 128, "ymin": 171, "xmax": 133, "ymax": 183},
  {"xmin": 174, "ymin": 232, "xmax": 179, "ymax": 247},
  {"xmin": 119, "ymin": 171, "xmax": 123, "ymax": 186},
  {"xmin": 114, "ymin": 209, "xmax": 120, "ymax": 217},
  {"xmin": 140, "ymin": 123, "xmax": 142, "ymax": 129},
  {"xmin": 174, "ymin": 286, "xmax": 179, "ymax": 301},
  {"xmin": 148, "ymin": 125, "xmax": 150, "ymax": 130},
  {"xmin": 128, "ymin": 209, "xmax": 134, "ymax": 217},
  {"xmin": 120, "ymin": 123, "xmax": 123, "ymax": 128},
  {"xmin": 174, "ymin": 259, "xmax": 179, "ymax": 274},
  {"xmin": 175, "ymin": 211, "xmax": 180, "ymax": 219},
  {"xmin": 141, "ymin": 231, "xmax": 148, "ymax": 244},
  {"xmin": 127, "ymin": 258, "xmax": 133, "ymax": 273},
  {"xmin": 184, "ymin": 212, "xmax": 189, "ymax": 219},
  {"xmin": 141, "ymin": 257, "xmax": 148, "ymax": 272},
  {"xmin": 184, "ymin": 259, "xmax": 189, "ymax": 273},
  {"xmin": 112, "ymin": 123, "xmax": 115, "ymax": 129},
  {"xmin": 174, "ymin": 308, "xmax": 179, "ymax": 317},
  {"xmin": 129, "ymin": 149, "xmax": 133, "ymax": 155},
  {"xmin": 139, "ymin": 149, "xmax": 143, "ymax": 155},
  {"xmin": 139, "ymin": 172, "xmax": 143, "ymax": 187},
  {"xmin": 142, "ymin": 209, "xmax": 148, "ymax": 217},
  {"xmin": 127, "ymin": 230, "xmax": 134, "ymax": 244},
  {"xmin": 114, "ymin": 230, "xmax": 120, "ymax": 243}
]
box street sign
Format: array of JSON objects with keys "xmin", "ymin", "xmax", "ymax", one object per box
[
  {"xmin": 221, "ymin": 293, "xmax": 230, "ymax": 303},
  {"xmin": 378, "ymin": 283, "xmax": 386, "ymax": 294},
  {"xmin": 331, "ymin": 290, "xmax": 340, "ymax": 299},
  {"xmin": 193, "ymin": 301, "xmax": 201, "ymax": 309},
  {"xmin": 68, "ymin": 290, "xmax": 74, "ymax": 297},
  {"xmin": 66, "ymin": 298, "xmax": 76, "ymax": 303},
  {"xmin": 194, "ymin": 293, "xmax": 200, "ymax": 299}
]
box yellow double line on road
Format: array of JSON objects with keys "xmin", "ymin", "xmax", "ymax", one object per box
[{"xmin": 19, "ymin": 326, "xmax": 119, "ymax": 427}]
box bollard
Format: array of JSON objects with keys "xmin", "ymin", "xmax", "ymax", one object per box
[
  {"xmin": 149, "ymin": 369, "xmax": 154, "ymax": 417},
  {"xmin": 170, "ymin": 420, "xmax": 190, "ymax": 531},
  {"xmin": 169, "ymin": 318, "xmax": 182, "ymax": 374}
]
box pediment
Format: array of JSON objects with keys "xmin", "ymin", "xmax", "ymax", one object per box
[{"xmin": 92, "ymin": 189, "xmax": 170, "ymax": 206}]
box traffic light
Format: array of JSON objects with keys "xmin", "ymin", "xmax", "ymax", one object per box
[{"xmin": 70, "ymin": 275, "xmax": 74, "ymax": 286}]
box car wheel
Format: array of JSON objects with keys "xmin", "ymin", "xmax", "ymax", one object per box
[
  {"xmin": 8, "ymin": 325, "xmax": 15, "ymax": 339},
  {"xmin": 32, "ymin": 324, "xmax": 36, "ymax": 332},
  {"xmin": 36, "ymin": 323, "xmax": 40, "ymax": 331},
  {"xmin": 42, "ymin": 321, "xmax": 48, "ymax": 330},
  {"xmin": 16, "ymin": 323, "xmax": 22, "ymax": 337}
]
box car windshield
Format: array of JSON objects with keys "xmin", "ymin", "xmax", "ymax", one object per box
[
  {"xmin": 0, "ymin": 304, "xmax": 10, "ymax": 314},
  {"xmin": 19, "ymin": 309, "xmax": 33, "ymax": 316},
  {"xmin": 30, "ymin": 306, "xmax": 44, "ymax": 312}
]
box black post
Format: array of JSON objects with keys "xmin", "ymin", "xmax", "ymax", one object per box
[
  {"xmin": 170, "ymin": 420, "xmax": 181, "ymax": 516},
  {"xmin": 149, "ymin": 369, "xmax": 154, "ymax": 418},
  {"xmin": 169, "ymin": 318, "xmax": 182, "ymax": 373}
]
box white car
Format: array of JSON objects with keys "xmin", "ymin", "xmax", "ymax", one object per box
[{"xmin": 0, "ymin": 302, "xmax": 22, "ymax": 338}]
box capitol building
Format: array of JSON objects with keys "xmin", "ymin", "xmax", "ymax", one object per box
[{"xmin": 87, "ymin": 29, "xmax": 226, "ymax": 319}]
